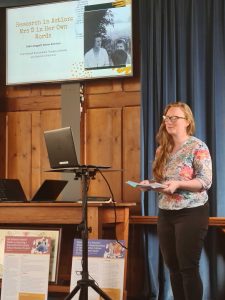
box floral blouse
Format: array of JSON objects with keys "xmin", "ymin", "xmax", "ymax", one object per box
[{"xmin": 158, "ymin": 136, "xmax": 212, "ymax": 210}]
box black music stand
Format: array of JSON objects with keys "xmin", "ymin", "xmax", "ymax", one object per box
[{"xmin": 64, "ymin": 166, "xmax": 112, "ymax": 300}]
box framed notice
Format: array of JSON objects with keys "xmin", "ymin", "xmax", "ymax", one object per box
[
  {"xmin": 1, "ymin": 236, "xmax": 51, "ymax": 300},
  {"xmin": 0, "ymin": 228, "xmax": 61, "ymax": 283}
]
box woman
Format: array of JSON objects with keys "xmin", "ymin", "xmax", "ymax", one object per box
[{"xmin": 140, "ymin": 102, "xmax": 212, "ymax": 300}]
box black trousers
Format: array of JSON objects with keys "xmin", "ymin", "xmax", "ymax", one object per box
[{"xmin": 157, "ymin": 203, "xmax": 209, "ymax": 300}]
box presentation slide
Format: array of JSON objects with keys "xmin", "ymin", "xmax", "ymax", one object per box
[{"xmin": 6, "ymin": 0, "xmax": 133, "ymax": 85}]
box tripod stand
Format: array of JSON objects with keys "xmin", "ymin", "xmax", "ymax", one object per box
[{"xmin": 64, "ymin": 166, "xmax": 112, "ymax": 300}]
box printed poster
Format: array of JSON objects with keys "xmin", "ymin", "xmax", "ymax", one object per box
[
  {"xmin": 70, "ymin": 239, "xmax": 125, "ymax": 300},
  {"xmin": 1, "ymin": 236, "xmax": 51, "ymax": 300}
]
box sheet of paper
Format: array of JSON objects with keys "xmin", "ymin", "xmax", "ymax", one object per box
[{"xmin": 126, "ymin": 180, "xmax": 167, "ymax": 189}]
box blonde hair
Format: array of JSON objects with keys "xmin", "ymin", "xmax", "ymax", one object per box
[{"xmin": 152, "ymin": 102, "xmax": 195, "ymax": 181}]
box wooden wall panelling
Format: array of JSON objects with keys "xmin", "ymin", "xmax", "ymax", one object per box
[
  {"xmin": 84, "ymin": 74, "xmax": 140, "ymax": 96},
  {"xmin": 7, "ymin": 109, "xmax": 61, "ymax": 198},
  {"xmin": 0, "ymin": 113, "xmax": 6, "ymax": 177},
  {"xmin": 0, "ymin": 8, "xmax": 6, "ymax": 99},
  {"xmin": 31, "ymin": 111, "xmax": 42, "ymax": 195},
  {"xmin": 85, "ymin": 78, "xmax": 140, "ymax": 109},
  {"xmin": 85, "ymin": 79, "xmax": 115, "ymax": 95},
  {"xmin": 123, "ymin": 106, "xmax": 141, "ymax": 214},
  {"xmin": 7, "ymin": 111, "xmax": 32, "ymax": 198},
  {"xmin": 123, "ymin": 77, "xmax": 141, "ymax": 92},
  {"xmin": 86, "ymin": 91, "xmax": 140, "ymax": 109},
  {"xmin": 3, "ymin": 95, "xmax": 61, "ymax": 112},
  {"xmin": 85, "ymin": 108, "xmax": 122, "ymax": 201},
  {"xmin": 5, "ymin": 83, "xmax": 61, "ymax": 112}
]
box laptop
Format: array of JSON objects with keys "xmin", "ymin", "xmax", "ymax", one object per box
[
  {"xmin": 0, "ymin": 179, "xmax": 68, "ymax": 202},
  {"xmin": 0, "ymin": 179, "xmax": 27, "ymax": 202},
  {"xmin": 44, "ymin": 126, "xmax": 110, "ymax": 172}
]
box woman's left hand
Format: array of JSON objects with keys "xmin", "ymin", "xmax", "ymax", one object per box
[{"xmin": 161, "ymin": 181, "xmax": 180, "ymax": 194}]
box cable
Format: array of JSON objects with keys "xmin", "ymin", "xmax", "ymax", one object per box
[{"xmin": 97, "ymin": 168, "xmax": 128, "ymax": 250}]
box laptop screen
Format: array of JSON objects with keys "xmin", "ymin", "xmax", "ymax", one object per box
[
  {"xmin": 31, "ymin": 179, "xmax": 68, "ymax": 201},
  {"xmin": 44, "ymin": 126, "xmax": 111, "ymax": 171},
  {"xmin": 0, "ymin": 179, "xmax": 68, "ymax": 202},
  {"xmin": 0, "ymin": 179, "xmax": 27, "ymax": 202},
  {"xmin": 44, "ymin": 127, "xmax": 78, "ymax": 169}
]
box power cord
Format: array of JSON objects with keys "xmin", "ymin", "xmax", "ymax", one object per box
[{"xmin": 97, "ymin": 168, "xmax": 128, "ymax": 250}]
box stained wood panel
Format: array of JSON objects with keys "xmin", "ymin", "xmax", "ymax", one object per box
[
  {"xmin": 7, "ymin": 112, "xmax": 32, "ymax": 197},
  {"xmin": 0, "ymin": 113, "xmax": 6, "ymax": 177},
  {"xmin": 0, "ymin": 9, "xmax": 5, "ymax": 97},
  {"xmin": 6, "ymin": 109, "xmax": 61, "ymax": 198},
  {"xmin": 2, "ymin": 95, "xmax": 61, "ymax": 112},
  {"xmin": 123, "ymin": 106, "xmax": 141, "ymax": 214},
  {"xmin": 85, "ymin": 78, "xmax": 140, "ymax": 109},
  {"xmin": 85, "ymin": 108, "xmax": 122, "ymax": 201},
  {"xmin": 86, "ymin": 91, "xmax": 140, "ymax": 108},
  {"xmin": 85, "ymin": 77, "xmax": 140, "ymax": 95},
  {"xmin": 31, "ymin": 111, "xmax": 41, "ymax": 194}
]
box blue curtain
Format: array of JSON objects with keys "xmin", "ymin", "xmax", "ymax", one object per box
[{"xmin": 139, "ymin": 0, "xmax": 225, "ymax": 299}]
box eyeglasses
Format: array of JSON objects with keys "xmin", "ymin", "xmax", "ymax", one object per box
[{"xmin": 163, "ymin": 115, "xmax": 186, "ymax": 123}]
